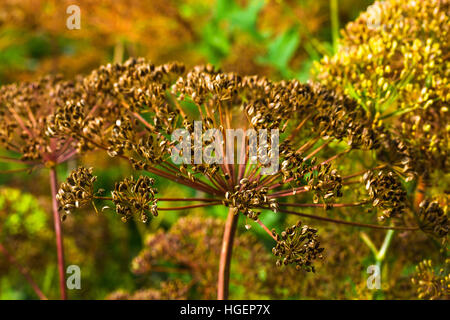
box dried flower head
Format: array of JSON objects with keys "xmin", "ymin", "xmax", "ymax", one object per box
[
  {"xmin": 58, "ymin": 167, "xmax": 159, "ymax": 223},
  {"xmin": 55, "ymin": 59, "xmax": 419, "ymax": 289},
  {"xmin": 363, "ymin": 170, "xmax": 407, "ymax": 221},
  {"xmin": 411, "ymin": 259, "xmax": 449, "ymax": 300},
  {"xmin": 417, "ymin": 199, "xmax": 449, "ymax": 238},
  {"xmin": 111, "ymin": 175, "xmax": 158, "ymax": 223},
  {"xmin": 0, "ymin": 75, "xmax": 84, "ymax": 166},
  {"xmin": 272, "ymin": 221, "xmax": 324, "ymax": 272},
  {"xmin": 56, "ymin": 167, "xmax": 96, "ymax": 219},
  {"xmin": 222, "ymin": 179, "xmax": 278, "ymax": 220}
]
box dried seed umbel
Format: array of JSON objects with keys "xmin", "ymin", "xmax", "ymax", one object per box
[
  {"xmin": 111, "ymin": 175, "xmax": 158, "ymax": 223},
  {"xmin": 0, "ymin": 75, "xmax": 84, "ymax": 164},
  {"xmin": 411, "ymin": 259, "xmax": 450, "ymax": 300},
  {"xmin": 417, "ymin": 199, "xmax": 449, "ymax": 238},
  {"xmin": 56, "ymin": 167, "xmax": 96, "ymax": 219},
  {"xmin": 363, "ymin": 170, "xmax": 407, "ymax": 221},
  {"xmin": 272, "ymin": 221, "xmax": 324, "ymax": 272},
  {"xmin": 54, "ymin": 58, "xmax": 419, "ymax": 274}
]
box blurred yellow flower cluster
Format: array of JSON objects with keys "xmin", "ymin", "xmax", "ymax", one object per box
[{"xmin": 315, "ymin": 0, "xmax": 449, "ymax": 174}]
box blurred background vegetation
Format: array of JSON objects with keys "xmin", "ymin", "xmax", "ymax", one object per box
[
  {"xmin": 0, "ymin": 0, "xmax": 373, "ymax": 84},
  {"xmin": 0, "ymin": 0, "xmax": 446, "ymax": 300}
]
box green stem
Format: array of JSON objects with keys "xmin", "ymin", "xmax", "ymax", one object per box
[
  {"xmin": 113, "ymin": 40, "xmax": 124, "ymax": 64},
  {"xmin": 377, "ymin": 229, "xmax": 395, "ymax": 262},
  {"xmin": 330, "ymin": 0, "xmax": 339, "ymax": 54},
  {"xmin": 360, "ymin": 229, "xmax": 395, "ymax": 299},
  {"xmin": 360, "ymin": 232, "xmax": 379, "ymax": 257}
]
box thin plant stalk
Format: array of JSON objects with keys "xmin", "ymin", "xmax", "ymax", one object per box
[
  {"xmin": 49, "ymin": 167, "xmax": 67, "ymax": 300},
  {"xmin": 360, "ymin": 229, "xmax": 395, "ymax": 298},
  {"xmin": 217, "ymin": 208, "xmax": 239, "ymax": 300},
  {"xmin": 377, "ymin": 229, "xmax": 395, "ymax": 262},
  {"xmin": 330, "ymin": 0, "xmax": 339, "ymax": 54}
]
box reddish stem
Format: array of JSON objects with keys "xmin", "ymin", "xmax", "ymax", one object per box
[
  {"xmin": 276, "ymin": 208, "xmax": 419, "ymax": 231},
  {"xmin": 158, "ymin": 202, "xmax": 221, "ymax": 211},
  {"xmin": 256, "ymin": 219, "xmax": 277, "ymax": 241},
  {"xmin": 49, "ymin": 167, "xmax": 67, "ymax": 300},
  {"xmin": 278, "ymin": 202, "xmax": 364, "ymax": 208},
  {"xmin": 217, "ymin": 208, "xmax": 239, "ymax": 300}
]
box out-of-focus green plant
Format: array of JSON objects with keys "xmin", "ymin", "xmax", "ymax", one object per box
[
  {"xmin": 0, "ymin": 188, "xmax": 51, "ymax": 299},
  {"xmin": 0, "ymin": 0, "xmax": 373, "ymax": 83},
  {"xmin": 0, "ymin": 188, "xmax": 47, "ymax": 237}
]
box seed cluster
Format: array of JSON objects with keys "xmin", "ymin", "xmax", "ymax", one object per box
[
  {"xmin": 84, "ymin": 58, "xmax": 185, "ymax": 131},
  {"xmin": 47, "ymin": 99, "xmax": 106, "ymax": 154},
  {"xmin": 112, "ymin": 175, "xmax": 158, "ymax": 223},
  {"xmin": 305, "ymin": 164, "xmax": 343, "ymax": 206},
  {"xmin": 363, "ymin": 170, "xmax": 407, "ymax": 221},
  {"xmin": 272, "ymin": 221, "xmax": 324, "ymax": 272},
  {"xmin": 222, "ymin": 179, "xmax": 279, "ymax": 220},
  {"xmin": 417, "ymin": 199, "xmax": 449, "ymax": 238},
  {"xmin": 411, "ymin": 259, "xmax": 450, "ymax": 300},
  {"xmin": 0, "ymin": 75, "xmax": 83, "ymax": 163},
  {"xmin": 56, "ymin": 167, "xmax": 96, "ymax": 219},
  {"xmin": 378, "ymin": 134, "xmax": 420, "ymax": 182}
]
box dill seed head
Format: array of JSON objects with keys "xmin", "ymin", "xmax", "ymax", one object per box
[
  {"xmin": 417, "ymin": 199, "xmax": 449, "ymax": 238},
  {"xmin": 363, "ymin": 170, "xmax": 407, "ymax": 221},
  {"xmin": 54, "ymin": 58, "xmax": 416, "ymax": 271},
  {"xmin": 56, "ymin": 167, "xmax": 96, "ymax": 219},
  {"xmin": 112, "ymin": 175, "xmax": 158, "ymax": 223},
  {"xmin": 411, "ymin": 259, "xmax": 450, "ymax": 300},
  {"xmin": 272, "ymin": 221, "xmax": 324, "ymax": 272},
  {"xmin": 222, "ymin": 180, "xmax": 278, "ymax": 220},
  {"xmin": 0, "ymin": 75, "xmax": 83, "ymax": 164}
]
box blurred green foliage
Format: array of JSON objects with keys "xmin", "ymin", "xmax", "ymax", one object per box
[{"xmin": 0, "ymin": 188, "xmax": 47, "ymax": 238}]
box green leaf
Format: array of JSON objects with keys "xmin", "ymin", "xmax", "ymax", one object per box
[
  {"xmin": 229, "ymin": 0, "xmax": 265, "ymax": 39},
  {"xmin": 214, "ymin": 0, "xmax": 238, "ymax": 21},
  {"xmin": 258, "ymin": 26, "xmax": 300, "ymax": 77},
  {"xmin": 199, "ymin": 22, "xmax": 231, "ymax": 64}
]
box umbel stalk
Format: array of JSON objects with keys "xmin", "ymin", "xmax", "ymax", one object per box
[
  {"xmin": 217, "ymin": 208, "xmax": 239, "ymax": 300},
  {"xmin": 49, "ymin": 167, "xmax": 67, "ymax": 300}
]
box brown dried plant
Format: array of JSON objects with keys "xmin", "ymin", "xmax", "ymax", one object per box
[
  {"xmin": 0, "ymin": 75, "xmax": 89, "ymax": 299},
  {"xmin": 51, "ymin": 58, "xmax": 424, "ymax": 299}
]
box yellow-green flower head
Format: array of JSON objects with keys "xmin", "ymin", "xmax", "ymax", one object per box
[{"xmin": 315, "ymin": 0, "xmax": 449, "ymax": 175}]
